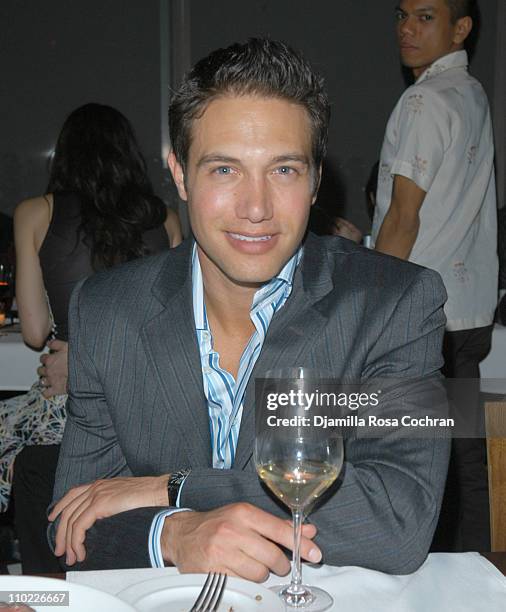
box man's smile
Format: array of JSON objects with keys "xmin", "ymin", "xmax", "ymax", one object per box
[{"xmin": 227, "ymin": 232, "xmax": 273, "ymax": 242}]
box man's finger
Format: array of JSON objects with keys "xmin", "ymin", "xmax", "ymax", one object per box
[
  {"xmin": 65, "ymin": 500, "xmax": 94, "ymax": 564},
  {"xmin": 59, "ymin": 494, "xmax": 93, "ymax": 562},
  {"xmin": 245, "ymin": 508, "xmax": 321, "ymax": 563},
  {"xmin": 49, "ymin": 485, "xmax": 92, "ymax": 522},
  {"xmin": 227, "ymin": 547, "xmax": 273, "ymax": 582},
  {"xmin": 53, "ymin": 494, "xmax": 89, "ymax": 556},
  {"xmin": 236, "ymin": 530, "xmax": 290, "ymax": 577},
  {"xmin": 284, "ymin": 519, "xmax": 317, "ymax": 539},
  {"xmin": 68, "ymin": 503, "xmax": 109, "ymax": 563}
]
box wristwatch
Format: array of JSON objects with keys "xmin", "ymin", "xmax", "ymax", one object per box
[{"xmin": 167, "ymin": 468, "xmax": 191, "ymax": 506}]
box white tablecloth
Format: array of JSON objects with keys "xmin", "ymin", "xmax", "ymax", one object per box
[
  {"xmin": 68, "ymin": 553, "xmax": 506, "ymax": 611},
  {"xmin": 0, "ymin": 326, "xmax": 43, "ymax": 390},
  {"xmin": 480, "ymin": 323, "xmax": 506, "ymax": 394}
]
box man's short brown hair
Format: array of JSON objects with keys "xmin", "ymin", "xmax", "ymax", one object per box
[{"xmin": 168, "ymin": 38, "xmax": 330, "ymax": 173}]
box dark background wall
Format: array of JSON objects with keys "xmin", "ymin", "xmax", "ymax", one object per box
[
  {"xmin": 1, "ymin": 0, "xmax": 499, "ymax": 235},
  {"xmin": 0, "ymin": 0, "xmax": 169, "ymax": 218}
]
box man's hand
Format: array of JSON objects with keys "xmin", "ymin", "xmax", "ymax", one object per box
[
  {"xmin": 162, "ymin": 503, "xmax": 322, "ymax": 582},
  {"xmin": 48, "ymin": 475, "xmax": 169, "ymax": 565},
  {"xmin": 37, "ymin": 339, "xmax": 68, "ymax": 397}
]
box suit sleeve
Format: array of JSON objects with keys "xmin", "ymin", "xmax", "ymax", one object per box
[
  {"xmin": 48, "ymin": 279, "xmax": 164, "ymax": 570},
  {"xmin": 178, "ymin": 267, "xmax": 450, "ymax": 574}
]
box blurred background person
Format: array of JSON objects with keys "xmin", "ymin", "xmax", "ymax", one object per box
[
  {"xmin": 372, "ymin": 0, "xmax": 497, "ymax": 551},
  {"xmin": 4, "ymin": 102, "xmax": 181, "ymax": 573},
  {"xmin": 309, "ymin": 206, "xmax": 362, "ymax": 243}
]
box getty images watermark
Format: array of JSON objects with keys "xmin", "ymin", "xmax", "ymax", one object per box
[
  {"xmin": 253, "ymin": 377, "xmax": 499, "ymax": 438},
  {"xmin": 264, "ymin": 387, "xmax": 454, "ymax": 430}
]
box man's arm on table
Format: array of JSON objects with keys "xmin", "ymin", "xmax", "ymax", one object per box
[
  {"xmin": 51, "ymin": 268, "xmax": 449, "ymax": 575},
  {"xmin": 374, "ymin": 175, "xmax": 426, "ymax": 259},
  {"xmin": 48, "ymin": 280, "xmax": 168, "ymax": 569},
  {"xmin": 49, "ymin": 280, "xmax": 319, "ymax": 578}
]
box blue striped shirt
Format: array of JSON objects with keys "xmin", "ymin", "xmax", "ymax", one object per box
[{"xmin": 149, "ymin": 243, "xmax": 302, "ymax": 566}]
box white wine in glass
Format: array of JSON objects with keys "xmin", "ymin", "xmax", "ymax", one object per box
[
  {"xmin": 257, "ymin": 460, "xmax": 340, "ymax": 510},
  {"xmin": 255, "ymin": 368, "xmax": 344, "ymax": 611}
]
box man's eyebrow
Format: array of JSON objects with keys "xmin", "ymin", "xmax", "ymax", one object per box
[
  {"xmin": 196, "ymin": 153, "xmax": 310, "ymax": 167},
  {"xmin": 395, "ymin": 5, "xmax": 435, "ymax": 12},
  {"xmin": 196, "ymin": 154, "xmax": 241, "ymax": 167},
  {"xmin": 270, "ymin": 154, "xmax": 310, "ymax": 165}
]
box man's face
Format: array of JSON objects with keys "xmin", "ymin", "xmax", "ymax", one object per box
[
  {"xmin": 396, "ymin": 0, "xmax": 468, "ymax": 77},
  {"xmin": 169, "ymin": 95, "xmax": 318, "ymax": 290}
]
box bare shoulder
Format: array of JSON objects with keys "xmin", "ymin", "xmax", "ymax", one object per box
[
  {"xmin": 14, "ymin": 194, "xmax": 52, "ymax": 251},
  {"xmin": 14, "ymin": 194, "xmax": 52, "ymax": 226}
]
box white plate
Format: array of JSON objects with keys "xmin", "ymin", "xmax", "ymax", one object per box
[
  {"xmin": 0, "ymin": 575, "xmax": 135, "ymax": 612},
  {"xmin": 118, "ymin": 573, "xmax": 285, "ymax": 611}
]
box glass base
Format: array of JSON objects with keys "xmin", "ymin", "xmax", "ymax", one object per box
[{"xmin": 269, "ymin": 583, "xmax": 333, "ymax": 611}]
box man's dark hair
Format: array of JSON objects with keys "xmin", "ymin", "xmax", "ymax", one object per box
[
  {"xmin": 169, "ymin": 38, "xmax": 330, "ymax": 172},
  {"xmin": 444, "ymin": 0, "xmax": 476, "ymax": 22},
  {"xmin": 444, "ymin": 0, "xmax": 480, "ymax": 57}
]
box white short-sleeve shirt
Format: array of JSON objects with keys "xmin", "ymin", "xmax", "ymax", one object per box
[{"xmin": 372, "ymin": 50, "xmax": 498, "ymax": 331}]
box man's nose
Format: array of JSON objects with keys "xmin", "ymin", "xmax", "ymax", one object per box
[
  {"xmin": 236, "ymin": 176, "xmax": 273, "ymax": 223},
  {"xmin": 398, "ymin": 16, "xmax": 415, "ymax": 37}
]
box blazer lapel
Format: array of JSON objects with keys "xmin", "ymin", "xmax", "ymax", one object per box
[
  {"xmin": 235, "ymin": 235, "xmax": 335, "ymax": 468},
  {"xmin": 140, "ymin": 236, "xmax": 338, "ymax": 470},
  {"xmin": 141, "ymin": 241, "xmax": 212, "ymax": 468}
]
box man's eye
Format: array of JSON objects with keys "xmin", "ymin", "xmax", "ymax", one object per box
[
  {"xmin": 395, "ymin": 11, "xmax": 406, "ymax": 21},
  {"xmin": 275, "ymin": 166, "xmax": 296, "ymax": 175},
  {"xmin": 214, "ymin": 166, "xmax": 233, "ymax": 175},
  {"xmin": 420, "ymin": 14, "xmax": 433, "ymax": 21}
]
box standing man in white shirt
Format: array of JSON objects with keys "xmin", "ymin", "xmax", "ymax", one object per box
[{"xmin": 372, "ymin": 0, "xmax": 498, "ymax": 551}]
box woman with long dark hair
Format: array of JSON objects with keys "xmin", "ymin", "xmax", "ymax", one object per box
[
  {"xmin": 3, "ymin": 103, "xmax": 181, "ymax": 571},
  {"xmin": 16, "ymin": 102, "xmax": 181, "ymax": 349}
]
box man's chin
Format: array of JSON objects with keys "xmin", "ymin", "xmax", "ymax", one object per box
[
  {"xmin": 399, "ymin": 56, "xmax": 415, "ymax": 68},
  {"xmin": 222, "ymin": 263, "xmax": 287, "ymax": 288},
  {"xmin": 226, "ymin": 272, "xmax": 278, "ymax": 288}
]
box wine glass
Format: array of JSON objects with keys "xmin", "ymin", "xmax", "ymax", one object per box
[{"xmin": 255, "ymin": 367, "xmax": 344, "ymax": 611}]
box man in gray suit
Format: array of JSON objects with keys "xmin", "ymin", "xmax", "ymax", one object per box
[{"xmin": 49, "ymin": 39, "xmax": 449, "ymax": 577}]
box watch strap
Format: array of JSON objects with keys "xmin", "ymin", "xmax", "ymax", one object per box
[{"xmin": 167, "ymin": 468, "xmax": 191, "ymax": 506}]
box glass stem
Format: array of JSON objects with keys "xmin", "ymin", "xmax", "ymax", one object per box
[{"xmin": 288, "ymin": 508, "xmax": 304, "ymax": 595}]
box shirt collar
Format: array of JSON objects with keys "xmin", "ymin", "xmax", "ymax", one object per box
[
  {"xmin": 192, "ymin": 242, "xmax": 303, "ymax": 329},
  {"xmin": 251, "ymin": 246, "xmax": 303, "ymax": 312},
  {"xmin": 416, "ymin": 50, "xmax": 468, "ymax": 85}
]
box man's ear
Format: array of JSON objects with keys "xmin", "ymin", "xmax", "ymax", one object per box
[
  {"xmin": 168, "ymin": 151, "xmax": 188, "ymax": 201},
  {"xmin": 311, "ymin": 165, "xmax": 323, "ymax": 205},
  {"xmin": 453, "ymin": 16, "xmax": 472, "ymax": 46}
]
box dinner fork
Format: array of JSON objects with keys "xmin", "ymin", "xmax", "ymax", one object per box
[{"xmin": 189, "ymin": 572, "xmax": 227, "ymax": 612}]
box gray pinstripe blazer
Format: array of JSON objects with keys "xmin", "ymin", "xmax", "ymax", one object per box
[{"xmin": 50, "ymin": 233, "xmax": 450, "ymax": 573}]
